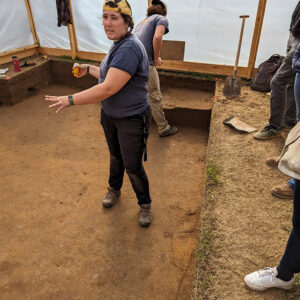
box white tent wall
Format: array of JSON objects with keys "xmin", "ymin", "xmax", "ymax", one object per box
[
  {"xmin": 166, "ymin": 0, "xmax": 298, "ymax": 67},
  {"xmin": 0, "ymin": 0, "xmax": 298, "ymax": 75},
  {"xmin": 0, "ymin": 0, "xmax": 34, "ymax": 52},
  {"xmin": 257, "ymin": 0, "xmax": 298, "ymax": 66},
  {"xmin": 166, "ymin": 0, "xmax": 257, "ymax": 67},
  {"xmin": 72, "ymin": 0, "xmax": 148, "ymax": 53},
  {"xmin": 29, "ymin": 0, "xmax": 70, "ymax": 49},
  {"xmin": 28, "ymin": 0, "xmax": 148, "ymax": 53}
]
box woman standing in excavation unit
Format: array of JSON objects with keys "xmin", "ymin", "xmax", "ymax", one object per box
[{"xmin": 46, "ymin": 0, "xmax": 153, "ymax": 227}]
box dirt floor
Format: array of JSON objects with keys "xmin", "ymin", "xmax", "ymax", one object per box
[
  {"xmin": 0, "ymin": 84, "xmax": 209, "ymax": 300},
  {"xmin": 3, "ymin": 57, "xmax": 299, "ymax": 299},
  {"xmin": 193, "ymin": 82, "xmax": 300, "ymax": 299}
]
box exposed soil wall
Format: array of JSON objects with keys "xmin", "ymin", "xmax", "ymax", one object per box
[
  {"xmin": 0, "ymin": 56, "xmax": 215, "ymax": 109},
  {"xmin": 0, "ymin": 61, "xmax": 51, "ymax": 105}
]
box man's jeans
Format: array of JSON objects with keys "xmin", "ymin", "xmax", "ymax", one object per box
[
  {"xmin": 100, "ymin": 107, "xmax": 152, "ymax": 206},
  {"xmin": 279, "ymin": 179, "xmax": 300, "ymax": 274},
  {"xmin": 269, "ymin": 33, "xmax": 300, "ymax": 129}
]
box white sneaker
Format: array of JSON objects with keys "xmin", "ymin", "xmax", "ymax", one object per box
[{"xmin": 244, "ymin": 267, "xmax": 295, "ymax": 291}]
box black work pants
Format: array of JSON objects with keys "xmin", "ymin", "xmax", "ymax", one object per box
[
  {"xmin": 100, "ymin": 106, "xmax": 152, "ymax": 206},
  {"xmin": 279, "ymin": 179, "xmax": 300, "ymax": 274}
]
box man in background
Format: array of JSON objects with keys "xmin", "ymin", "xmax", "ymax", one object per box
[
  {"xmin": 134, "ymin": 0, "xmax": 178, "ymax": 137},
  {"xmin": 254, "ymin": 1, "xmax": 300, "ymax": 140}
]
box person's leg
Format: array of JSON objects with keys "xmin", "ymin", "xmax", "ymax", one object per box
[
  {"xmin": 244, "ymin": 180, "xmax": 300, "ymax": 291},
  {"xmin": 244, "ymin": 179, "xmax": 299, "ymax": 290},
  {"xmin": 148, "ymin": 65, "xmax": 170, "ymax": 134},
  {"xmin": 100, "ymin": 109, "xmax": 125, "ymax": 191},
  {"xmin": 115, "ymin": 107, "xmax": 152, "ymax": 206},
  {"xmin": 269, "ymin": 34, "xmax": 298, "ymax": 130},
  {"xmin": 294, "ymin": 72, "xmax": 300, "ymax": 122},
  {"xmin": 284, "ymin": 82, "xmax": 296, "ymax": 127},
  {"xmin": 278, "ymin": 179, "xmax": 300, "ymax": 275}
]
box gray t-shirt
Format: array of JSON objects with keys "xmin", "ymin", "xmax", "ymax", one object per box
[
  {"xmin": 99, "ymin": 34, "xmax": 149, "ymax": 118},
  {"xmin": 134, "ymin": 14, "xmax": 169, "ymax": 66}
]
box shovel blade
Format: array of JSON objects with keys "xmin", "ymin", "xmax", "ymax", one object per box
[{"xmin": 223, "ymin": 76, "xmax": 241, "ymax": 98}]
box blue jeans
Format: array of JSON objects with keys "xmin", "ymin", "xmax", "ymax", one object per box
[
  {"xmin": 100, "ymin": 107, "xmax": 152, "ymax": 205},
  {"xmin": 279, "ymin": 179, "xmax": 300, "ymax": 274},
  {"xmin": 294, "ymin": 72, "xmax": 300, "ymax": 122},
  {"xmin": 288, "ymin": 178, "xmax": 296, "ymax": 190}
]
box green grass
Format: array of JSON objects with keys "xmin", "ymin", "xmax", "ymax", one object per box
[
  {"xmin": 193, "ymin": 162, "xmax": 221, "ymax": 299},
  {"xmin": 206, "ymin": 162, "xmax": 221, "ymax": 186},
  {"xmin": 287, "ymin": 276, "xmax": 300, "ymax": 299},
  {"xmin": 193, "ymin": 191, "xmax": 217, "ymax": 299}
]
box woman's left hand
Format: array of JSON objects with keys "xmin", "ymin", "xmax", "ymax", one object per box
[{"xmin": 45, "ymin": 95, "xmax": 70, "ymax": 113}]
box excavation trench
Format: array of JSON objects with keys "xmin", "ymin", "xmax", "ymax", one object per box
[{"xmin": 0, "ymin": 56, "xmax": 214, "ymax": 299}]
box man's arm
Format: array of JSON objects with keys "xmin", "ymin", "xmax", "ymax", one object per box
[{"xmin": 153, "ymin": 25, "xmax": 166, "ymax": 66}]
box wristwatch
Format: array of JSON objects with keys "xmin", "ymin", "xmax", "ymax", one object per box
[{"xmin": 68, "ymin": 95, "xmax": 74, "ymax": 105}]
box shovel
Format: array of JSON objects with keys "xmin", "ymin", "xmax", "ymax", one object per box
[{"xmin": 223, "ymin": 15, "xmax": 249, "ymax": 98}]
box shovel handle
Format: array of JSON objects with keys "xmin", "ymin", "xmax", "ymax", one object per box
[{"xmin": 233, "ymin": 15, "xmax": 249, "ymax": 78}]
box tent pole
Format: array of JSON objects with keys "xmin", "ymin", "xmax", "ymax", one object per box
[
  {"xmin": 247, "ymin": 0, "xmax": 267, "ymax": 79},
  {"xmin": 24, "ymin": 0, "xmax": 39, "ymax": 45},
  {"xmin": 67, "ymin": 0, "xmax": 78, "ymax": 60}
]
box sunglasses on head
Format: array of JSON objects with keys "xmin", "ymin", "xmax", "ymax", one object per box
[
  {"xmin": 104, "ymin": 0, "xmax": 131, "ymax": 9},
  {"xmin": 104, "ymin": 0, "xmax": 118, "ymax": 8}
]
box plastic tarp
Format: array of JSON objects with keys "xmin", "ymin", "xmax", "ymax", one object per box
[
  {"xmin": 29, "ymin": 0, "xmax": 147, "ymax": 53},
  {"xmin": 166, "ymin": 0, "xmax": 298, "ymax": 66},
  {"xmin": 0, "ymin": 0, "xmax": 34, "ymax": 52},
  {"xmin": 0, "ymin": 0, "xmax": 298, "ymax": 67}
]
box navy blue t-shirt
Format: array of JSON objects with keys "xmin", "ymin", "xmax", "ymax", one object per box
[
  {"xmin": 134, "ymin": 14, "xmax": 169, "ymax": 66},
  {"xmin": 99, "ymin": 34, "xmax": 149, "ymax": 118}
]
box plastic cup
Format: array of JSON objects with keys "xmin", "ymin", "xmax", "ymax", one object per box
[{"xmin": 73, "ymin": 63, "xmax": 79, "ymax": 77}]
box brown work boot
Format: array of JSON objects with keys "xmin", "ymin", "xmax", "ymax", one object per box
[
  {"xmin": 271, "ymin": 183, "xmax": 294, "ymax": 199},
  {"xmin": 266, "ymin": 156, "xmax": 280, "ymax": 167},
  {"xmin": 102, "ymin": 187, "xmax": 121, "ymax": 208},
  {"xmin": 138, "ymin": 204, "xmax": 152, "ymax": 227}
]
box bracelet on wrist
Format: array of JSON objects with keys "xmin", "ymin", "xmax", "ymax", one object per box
[{"xmin": 68, "ymin": 95, "xmax": 74, "ymax": 106}]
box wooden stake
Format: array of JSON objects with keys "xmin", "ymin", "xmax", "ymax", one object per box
[
  {"xmin": 247, "ymin": 0, "xmax": 267, "ymax": 79},
  {"xmin": 24, "ymin": 0, "xmax": 39, "ymax": 45},
  {"xmin": 67, "ymin": 0, "xmax": 78, "ymax": 60}
]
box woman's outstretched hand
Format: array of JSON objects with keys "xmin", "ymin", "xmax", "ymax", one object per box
[{"xmin": 45, "ymin": 95, "xmax": 70, "ymax": 113}]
